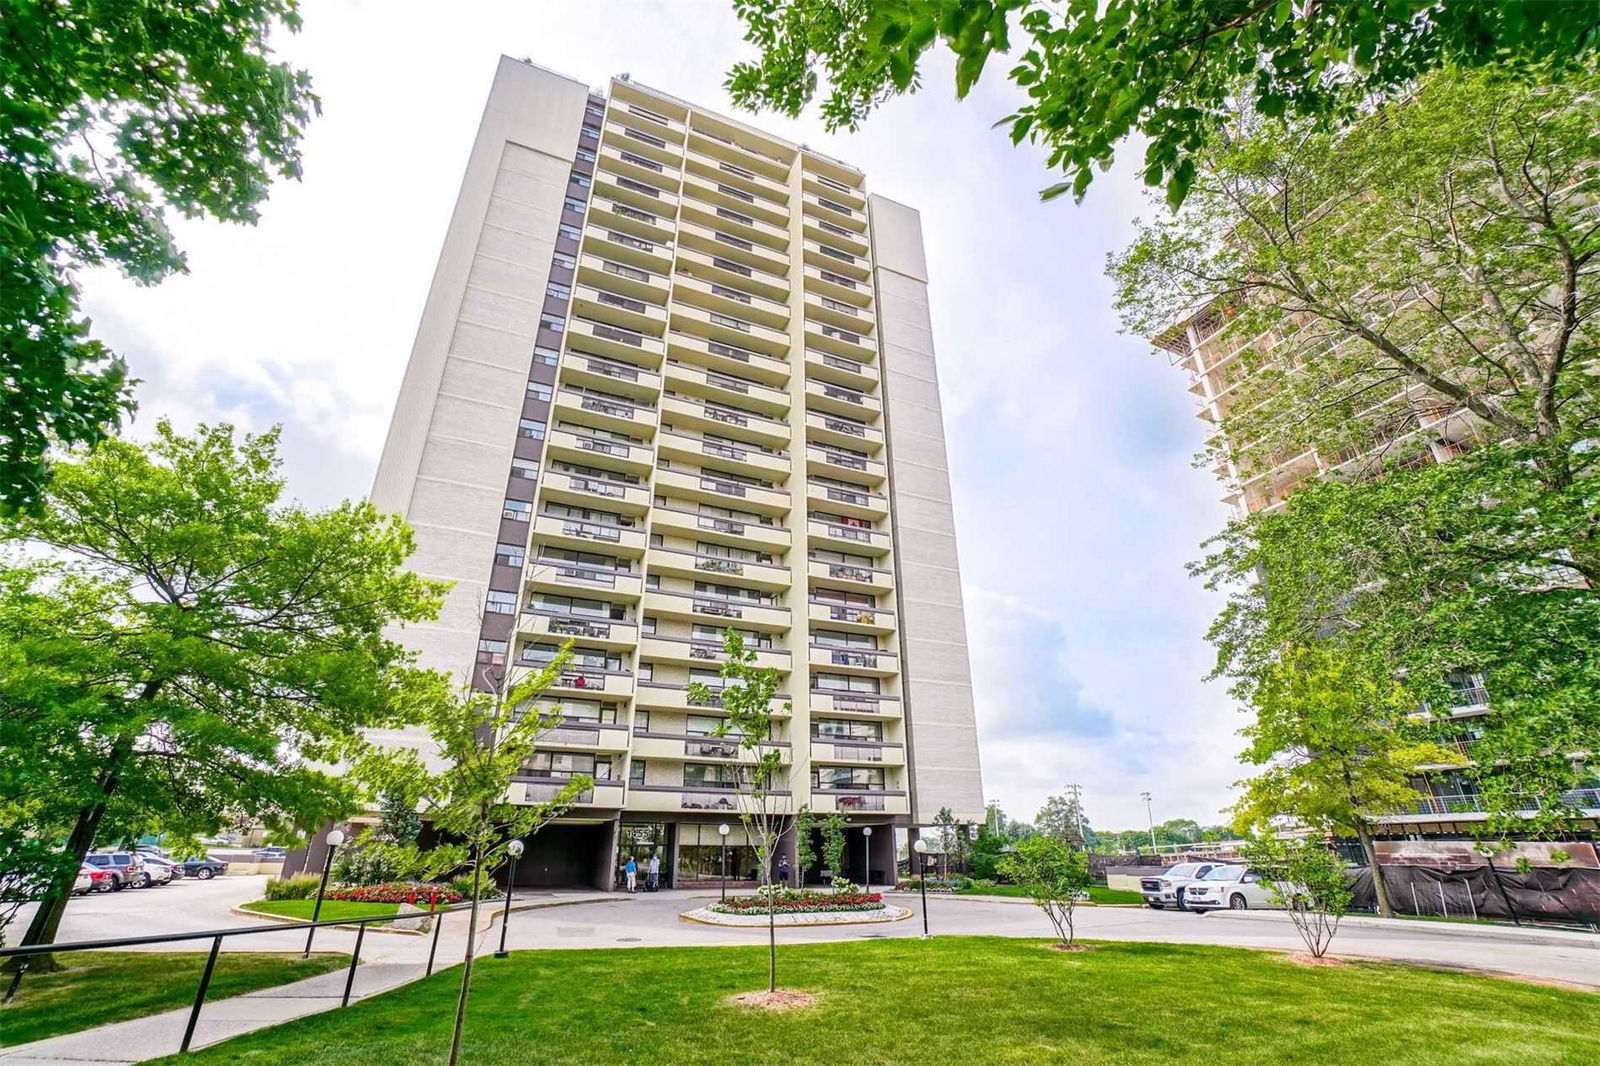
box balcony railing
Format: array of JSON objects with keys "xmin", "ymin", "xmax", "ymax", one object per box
[
  {"xmin": 694, "ymin": 600, "xmax": 743, "ymax": 619},
  {"xmin": 686, "ymin": 739, "xmax": 742, "ymax": 760},
  {"xmin": 827, "ymin": 649, "xmax": 879, "ymax": 668},
  {"xmin": 682, "ymin": 791, "xmax": 740, "ymax": 811},
  {"xmin": 1384, "ymin": 788, "xmax": 1600, "ymax": 817},
  {"xmin": 561, "ymin": 520, "xmax": 623, "ymax": 543},
  {"xmin": 828, "ymin": 563, "xmax": 875, "ymax": 582},
  {"xmin": 695, "ymin": 557, "xmax": 743, "ymax": 575}
]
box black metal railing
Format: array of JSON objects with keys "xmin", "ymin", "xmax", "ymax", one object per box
[{"xmin": 0, "ymin": 900, "xmax": 481, "ymax": 1054}]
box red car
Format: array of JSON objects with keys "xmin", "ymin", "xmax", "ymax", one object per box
[{"xmin": 73, "ymin": 864, "xmax": 116, "ymax": 894}]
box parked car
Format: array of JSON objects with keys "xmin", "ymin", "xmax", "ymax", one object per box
[
  {"xmin": 178, "ymin": 857, "xmax": 229, "ymax": 880},
  {"xmin": 253, "ymin": 846, "xmax": 288, "ymax": 861},
  {"xmin": 1139, "ymin": 862, "xmax": 1221, "ymax": 911},
  {"xmin": 1184, "ymin": 865, "xmax": 1281, "ymax": 911},
  {"xmin": 71, "ymin": 865, "xmax": 93, "ymax": 895},
  {"xmin": 82, "ymin": 852, "xmax": 148, "ymax": 890},
  {"xmin": 139, "ymin": 854, "xmax": 182, "ymax": 884}
]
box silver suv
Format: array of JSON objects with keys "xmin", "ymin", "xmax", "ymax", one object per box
[{"xmin": 1139, "ymin": 862, "xmax": 1219, "ymax": 911}]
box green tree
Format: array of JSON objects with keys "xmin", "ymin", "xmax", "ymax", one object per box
[
  {"xmin": 1118, "ymin": 63, "xmax": 1600, "ymax": 837},
  {"xmin": 793, "ymin": 805, "xmax": 817, "ymax": 882},
  {"xmin": 1239, "ymin": 836, "xmax": 1353, "ymax": 958},
  {"xmin": 1229, "ymin": 646, "xmax": 1459, "ymax": 919},
  {"xmin": 726, "ymin": 0, "xmax": 1598, "ymax": 206},
  {"xmin": 0, "ymin": 422, "xmax": 443, "ymax": 965},
  {"xmin": 686, "ymin": 629, "xmax": 794, "ymax": 994},
  {"xmin": 1, "ymin": 1, "xmax": 320, "ymax": 512},
  {"xmin": 997, "ymin": 834, "xmax": 1092, "ymax": 947},
  {"xmin": 819, "ymin": 811, "xmax": 847, "ymax": 884},
  {"xmin": 968, "ymin": 823, "xmax": 1009, "ymax": 881},
  {"xmin": 1034, "ymin": 793, "xmax": 1090, "ymax": 847},
  {"xmin": 354, "ymin": 651, "xmax": 592, "ymax": 1066}
]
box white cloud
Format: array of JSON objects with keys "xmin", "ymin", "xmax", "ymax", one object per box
[{"xmin": 74, "ymin": 0, "xmax": 1249, "ymax": 829}]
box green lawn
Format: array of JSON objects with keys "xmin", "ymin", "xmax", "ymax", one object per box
[
  {"xmin": 240, "ymin": 899, "xmax": 400, "ymax": 922},
  {"xmin": 1, "ymin": 951, "xmax": 345, "ymax": 1047},
  {"xmin": 164, "ymin": 937, "xmax": 1592, "ymax": 1065},
  {"xmin": 954, "ymin": 884, "xmax": 1144, "ymax": 905}
]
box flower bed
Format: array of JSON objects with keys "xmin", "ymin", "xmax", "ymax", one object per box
[
  {"xmin": 325, "ymin": 881, "xmax": 490, "ymax": 906},
  {"xmin": 895, "ymin": 877, "xmax": 963, "ymax": 894},
  {"xmin": 710, "ymin": 889, "xmax": 885, "ymax": 915}
]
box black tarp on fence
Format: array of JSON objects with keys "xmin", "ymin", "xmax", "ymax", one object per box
[{"xmin": 1349, "ymin": 864, "xmax": 1600, "ymax": 927}]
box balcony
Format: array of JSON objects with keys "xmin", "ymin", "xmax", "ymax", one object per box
[
  {"xmin": 802, "ymin": 213, "xmax": 870, "ymax": 257},
  {"xmin": 678, "ymin": 165, "xmax": 789, "ymax": 224},
  {"xmin": 552, "ymin": 385, "xmax": 657, "ymax": 437},
  {"xmin": 808, "ymin": 792, "xmax": 909, "ymax": 815},
  {"xmin": 807, "ymin": 597, "xmax": 894, "ymax": 634},
  {"xmin": 809, "ymin": 740, "xmax": 905, "ymax": 767},
  {"xmin": 802, "ymin": 263, "xmax": 873, "ymax": 307},
  {"xmin": 660, "ymin": 393, "xmax": 791, "ymax": 451},
  {"xmin": 801, "ymin": 169, "xmax": 866, "ymax": 211},
  {"xmin": 669, "ymin": 301, "xmax": 791, "ymax": 361},
  {"xmin": 544, "ymin": 425, "xmax": 655, "ymax": 478},
  {"xmin": 646, "ymin": 545, "xmax": 790, "ymax": 592},
  {"xmin": 517, "ymin": 609, "xmax": 639, "ymax": 650},
  {"xmin": 655, "ymin": 428, "xmax": 789, "ymax": 480},
  {"xmin": 807, "ymin": 691, "xmax": 901, "ymax": 718},
  {"xmin": 525, "ymin": 560, "xmax": 644, "ymax": 601},
  {"xmin": 806, "ymin": 479, "xmax": 889, "ymax": 522},
  {"xmin": 803, "ymin": 349, "xmax": 877, "ymax": 392},
  {"xmin": 559, "ymin": 351, "xmax": 663, "ymax": 404},
  {"xmin": 535, "ymin": 666, "xmax": 635, "ymax": 699},
  {"xmin": 575, "ymin": 252, "xmax": 670, "ymax": 305},
  {"xmin": 671, "ymin": 270, "xmax": 790, "ymax": 330},
  {"xmin": 529, "ymin": 512, "xmax": 648, "ymax": 556},
  {"xmin": 684, "ymin": 124, "xmax": 792, "ymax": 183},
  {"xmin": 649, "ymin": 503, "xmax": 791, "ymax": 554},
  {"xmin": 594, "ymin": 141, "xmax": 681, "ymax": 190},
  {"xmin": 673, "ymin": 245, "xmax": 790, "ymax": 303},
  {"xmin": 806, "ymin": 557, "xmax": 892, "ymax": 594},
  {"xmin": 537, "ymin": 721, "xmax": 633, "ymax": 752},
  {"xmin": 639, "ymin": 634, "xmax": 790, "ymax": 673},
  {"xmin": 634, "ymin": 681, "xmax": 791, "ymax": 716},
  {"xmin": 518, "ymin": 778, "xmax": 626, "ymax": 808},
  {"xmin": 807, "ymin": 518, "xmax": 892, "ymax": 558},
  {"xmin": 585, "ymin": 196, "xmax": 675, "ymax": 245},
  {"xmin": 608, "ymin": 90, "xmax": 688, "ymax": 142},
  {"xmin": 665, "ymin": 328, "xmax": 790, "ymax": 388},
  {"xmin": 641, "ymin": 588, "xmax": 791, "ymax": 631},
  {"xmin": 678, "ymin": 220, "xmax": 790, "ymax": 277},
  {"xmin": 598, "ymin": 119, "xmax": 684, "ymax": 168},
  {"xmin": 1375, "ymin": 788, "xmax": 1600, "ymax": 822},
  {"xmin": 802, "ymin": 288, "xmax": 874, "ymax": 333},
  {"xmin": 804, "ymin": 319, "xmax": 877, "ymax": 363},
  {"xmin": 679, "ymin": 194, "xmax": 790, "ymax": 251},
  {"xmin": 804, "ymin": 376, "xmax": 881, "ymax": 417},
  {"xmin": 570, "ymin": 285, "xmax": 667, "ymax": 339},
  {"xmin": 589, "ymin": 168, "xmax": 680, "ymax": 217},
  {"xmin": 804, "ymin": 443, "xmax": 887, "ymax": 486},
  {"xmin": 803, "ymin": 238, "xmax": 870, "ymax": 281},
  {"xmin": 663, "ymin": 359, "xmax": 790, "ymax": 417},
  {"xmin": 564, "ymin": 314, "xmax": 666, "ymax": 365},
  {"xmin": 808, "ymin": 643, "xmax": 897, "ymax": 677},
  {"xmin": 580, "ymin": 222, "xmax": 674, "ymax": 274},
  {"xmin": 654, "ymin": 466, "xmax": 790, "ymax": 517},
  {"xmin": 539, "ymin": 469, "xmax": 652, "ymax": 515},
  {"xmin": 804, "ymin": 410, "xmax": 884, "ymax": 452},
  {"xmin": 800, "ymin": 190, "xmax": 868, "ymax": 232}
]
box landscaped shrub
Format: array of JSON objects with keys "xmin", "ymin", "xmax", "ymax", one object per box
[
  {"xmin": 447, "ymin": 874, "xmax": 503, "ymax": 901},
  {"xmin": 712, "ymin": 888, "xmax": 884, "ymax": 914},
  {"xmin": 970, "ymin": 878, "xmax": 997, "ymax": 891},
  {"xmin": 263, "ymin": 874, "xmax": 322, "ymax": 901},
  {"xmin": 895, "ymin": 876, "xmax": 959, "ymax": 893},
  {"xmin": 324, "ymin": 881, "xmax": 489, "ymax": 906},
  {"xmin": 331, "ymin": 844, "xmax": 402, "ymax": 887}
]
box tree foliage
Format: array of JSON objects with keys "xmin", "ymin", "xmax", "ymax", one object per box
[
  {"xmin": 997, "ymin": 834, "xmax": 1092, "ymax": 946},
  {"xmin": 0, "ymin": 0, "xmax": 319, "ymax": 511},
  {"xmin": 0, "ymin": 422, "xmax": 444, "ymax": 959},
  {"xmin": 1240, "ymin": 836, "xmax": 1352, "ymax": 958},
  {"xmin": 726, "ymin": 0, "xmax": 1598, "ymax": 206},
  {"xmin": 1034, "ymin": 792, "xmax": 1090, "ymax": 847},
  {"xmin": 819, "ymin": 810, "xmax": 847, "ymax": 881}
]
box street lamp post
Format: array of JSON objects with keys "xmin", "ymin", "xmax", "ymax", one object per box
[
  {"xmin": 862, "ymin": 826, "xmax": 873, "ymax": 888},
  {"xmin": 1140, "ymin": 791, "xmax": 1156, "ymax": 851},
  {"xmin": 911, "ymin": 837, "xmax": 930, "ymax": 937},
  {"xmin": 718, "ymin": 822, "xmax": 730, "ymax": 903},
  {"xmin": 303, "ymin": 828, "xmax": 345, "ymax": 957},
  {"xmin": 493, "ymin": 839, "xmax": 524, "ymax": 959}
]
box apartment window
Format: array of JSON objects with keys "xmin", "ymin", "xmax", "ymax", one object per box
[
  {"xmin": 526, "ymin": 381, "xmax": 553, "ymax": 403},
  {"xmin": 547, "ymin": 282, "xmax": 572, "ymax": 301},
  {"xmin": 813, "ymin": 718, "xmax": 882, "ymax": 741},
  {"xmin": 813, "ymin": 628, "xmax": 877, "ymax": 649},
  {"xmin": 519, "ymin": 419, "xmax": 546, "ymax": 440},
  {"xmin": 533, "ymin": 697, "xmax": 618, "ymax": 724},
  {"xmin": 633, "ymin": 710, "xmax": 651, "ymax": 733},
  {"xmin": 564, "ymin": 197, "xmax": 587, "ymax": 216},
  {"xmin": 575, "ymin": 147, "xmax": 596, "ymax": 163},
  {"xmin": 645, "ymin": 574, "xmax": 661, "ymax": 590},
  {"xmin": 814, "ymin": 672, "xmax": 879, "ymax": 694},
  {"xmin": 539, "ymin": 312, "xmax": 566, "ymax": 333},
  {"xmin": 552, "ymin": 251, "xmax": 577, "ymax": 269},
  {"xmin": 570, "ymin": 172, "xmax": 591, "ymax": 189},
  {"xmin": 476, "ymin": 638, "xmax": 508, "ymax": 666},
  {"xmin": 533, "ymin": 345, "xmax": 561, "ymax": 366},
  {"xmin": 629, "ymin": 759, "xmax": 646, "ymax": 786},
  {"xmin": 638, "ymin": 663, "xmax": 653, "ymax": 682},
  {"xmin": 525, "ymin": 751, "xmax": 605, "ymax": 779},
  {"xmin": 819, "ymin": 269, "xmax": 856, "ymax": 288},
  {"xmin": 580, "ymin": 123, "xmax": 600, "ymax": 141},
  {"xmin": 559, "ymin": 223, "xmax": 583, "ymax": 241},
  {"xmin": 502, "ymin": 499, "xmax": 532, "ymax": 522},
  {"xmin": 813, "ymin": 766, "xmax": 885, "ymax": 790},
  {"xmin": 511, "ymin": 457, "xmax": 540, "ymax": 481},
  {"xmin": 585, "ymin": 102, "xmax": 605, "ymax": 120},
  {"xmin": 684, "ymin": 763, "xmax": 740, "ymax": 788},
  {"xmin": 641, "ymin": 616, "xmax": 657, "ymax": 634},
  {"xmin": 485, "ymin": 590, "xmax": 517, "ymax": 615},
  {"xmin": 495, "ymin": 542, "xmax": 526, "ymax": 568}
]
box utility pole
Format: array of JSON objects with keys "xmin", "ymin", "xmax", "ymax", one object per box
[
  {"xmin": 1064, "ymin": 783, "xmax": 1086, "ymax": 846},
  {"xmin": 1140, "ymin": 791, "xmax": 1156, "ymax": 852}
]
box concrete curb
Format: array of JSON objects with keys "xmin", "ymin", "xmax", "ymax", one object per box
[
  {"xmin": 229, "ymin": 904, "xmax": 425, "ymax": 936},
  {"xmin": 231, "ymin": 893, "xmax": 622, "ymax": 937},
  {"xmin": 679, "ymin": 904, "xmax": 913, "ymax": 927},
  {"xmin": 882, "ymin": 892, "xmax": 1143, "ymax": 909},
  {"xmin": 1202, "ymin": 907, "xmax": 1600, "ymax": 948}
]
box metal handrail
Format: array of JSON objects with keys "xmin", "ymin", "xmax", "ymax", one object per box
[{"xmin": 1, "ymin": 898, "xmax": 483, "ymax": 1053}]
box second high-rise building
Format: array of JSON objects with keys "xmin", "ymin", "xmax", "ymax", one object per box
[{"xmin": 369, "ymin": 58, "xmax": 984, "ymax": 889}]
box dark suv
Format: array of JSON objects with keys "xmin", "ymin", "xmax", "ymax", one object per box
[
  {"xmin": 178, "ymin": 857, "xmax": 229, "ymax": 880},
  {"xmin": 82, "ymin": 852, "xmax": 147, "ymax": 890}
]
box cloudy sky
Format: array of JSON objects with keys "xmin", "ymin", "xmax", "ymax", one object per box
[{"xmin": 80, "ymin": 0, "xmax": 1242, "ymax": 832}]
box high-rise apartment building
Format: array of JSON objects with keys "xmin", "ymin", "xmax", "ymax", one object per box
[{"xmin": 369, "ymin": 57, "xmax": 984, "ymax": 888}]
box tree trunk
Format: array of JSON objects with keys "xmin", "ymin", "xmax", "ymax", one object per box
[
  {"xmin": 7, "ymin": 738, "xmax": 134, "ymax": 973},
  {"xmin": 1354, "ymin": 820, "xmax": 1393, "ymax": 919},
  {"xmin": 448, "ymin": 840, "xmax": 484, "ymax": 1066},
  {"xmin": 765, "ymin": 860, "xmax": 776, "ymax": 993}
]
